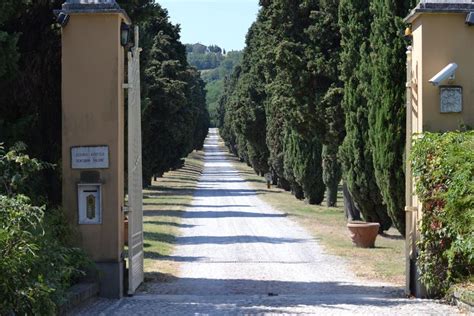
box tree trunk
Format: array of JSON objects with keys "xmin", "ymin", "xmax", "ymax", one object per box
[{"xmin": 343, "ymin": 182, "xmax": 361, "ymax": 221}]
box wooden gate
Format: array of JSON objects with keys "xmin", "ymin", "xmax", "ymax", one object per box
[{"xmin": 126, "ymin": 26, "xmax": 144, "ymax": 295}]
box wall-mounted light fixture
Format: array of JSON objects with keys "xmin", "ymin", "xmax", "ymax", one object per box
[
  {"xmin": 57, "ymin": 12, "xmax": 70, "ymax": 27},
  {"xmin": 121, "ymin": 22, "xmax": 131, "ymax": 47}
]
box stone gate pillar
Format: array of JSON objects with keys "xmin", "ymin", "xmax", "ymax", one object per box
[
  {"xmin": 404, "ymin": 0, "xmax": 474, "ymax": 297},
  {"xmin": 58, "ymin": 0, "xmax": 131, "ymax": 298}
]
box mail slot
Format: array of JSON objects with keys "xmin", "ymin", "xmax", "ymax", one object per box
[{"xmin": 78, "ymin": 183, "xmax": 102, "ymax": 224}]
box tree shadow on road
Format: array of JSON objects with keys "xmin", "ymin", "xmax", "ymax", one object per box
[
  {"xmin": 145, "ymin": 210, "xmax": 287, "ymax": 219},
  {"xmin": 144, "ymin": 231, "xmax": 310, "ymax": 245},
  {"xmin": 143, "ymin": 277, "xmax": 412, "ymax": 311},
  {"xmin": 143, "ymin": 220, "xmax": 197, "ymax": 229}
]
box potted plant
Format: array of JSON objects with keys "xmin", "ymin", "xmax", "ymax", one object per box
[
  {"xmin": 346, "ymin": 221, "xmax": 380, "ymax": 248},
  {"xmin": 343, "ymin": 182, "xmax": 380, "ymax": 248}
]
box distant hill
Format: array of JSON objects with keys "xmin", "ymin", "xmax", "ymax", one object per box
[
  {"xmin": 186, "ymin": 43, "xmax": 225, "ymax": 70},
  {"xmin": 186, "ymin": 43, "xmax": 243, "ymax": 127}
]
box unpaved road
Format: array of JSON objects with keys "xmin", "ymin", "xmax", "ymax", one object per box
[{"xmin": 73, "ymin": 129, "xmax": 460, "ymax": 315}]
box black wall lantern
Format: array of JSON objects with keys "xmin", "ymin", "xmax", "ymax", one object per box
[
  {"xmin": 120, "ymin": 22, "xmax": 131, "ymax": 47},
  {"xmin": 57, "ymin": 12, "xmax": 70, "ymax": 27}
]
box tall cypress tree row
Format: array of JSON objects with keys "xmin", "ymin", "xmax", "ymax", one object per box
[
  {"xmin": 271, "ymin": 0, "xmax": 327, "ymax": 203},
  {"xmin": 187, "ymin": 68, "xmax": 210, "ymax": 151},
  {"xmin": 218, "ymin": 67, "xmax": 241, "ymax": 156},
  {"xmin": 367, "ymin": 0, "xmax": 414, "ymax": 235},
  {"xmin": 231, "ymin": 20, "xmax": 270, "ymax": 174},
  {"xmin": 250, "ymin": 2, "xmax": 292, "ymax": 189},
  {"xmin": 220, "ymin": 0, "xmax": 341, "ymax": 204},
  {"xmin": 338, "ymin": 0, "xmax": 392, "ymax": 230},
  {"xmin": 0, "ymin": 0, "xmax": 208, "ymax": 198},
  {"xmin": 140, "ymin": 5, "xmax": 209, "ymax": 185}
]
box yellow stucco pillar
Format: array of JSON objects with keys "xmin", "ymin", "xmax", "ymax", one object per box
[
  {"xmin": 58, "ymin": 0, "xmax": 131, "ymax": 299},
  {"xmin": 404, "ymin": 0, "xmax": 474, "ymax": 297}
]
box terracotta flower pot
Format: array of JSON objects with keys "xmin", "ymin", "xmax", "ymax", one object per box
[{"xmin": 347, "ymin": 221, "xmax": 380, "ymax": 248}]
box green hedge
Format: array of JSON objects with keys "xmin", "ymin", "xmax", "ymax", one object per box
[
  {"xmin": 0, "ymin": 144, "xmax": 91, "ymax": 314},
  {"xmin": 411, "ymin": 131, "xmax": 474, "ymax": 296}
]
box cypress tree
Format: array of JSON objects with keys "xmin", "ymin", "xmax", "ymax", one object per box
[
  {"xmin": 321, "ymin": 86, "xmax": 345, "ymax": 207},
  {"xmin": 231, "ymin": 21, "xmax": 270, "ymax": 175},
  {"xmin": 141, "ymin": 6, "xmax": 209, "ymax": 185},
  {"xmin": 306, "ymin": 0, "xmax": 345, "ymax": 206},
  {"xmin": 284, "ymin": 130, "xmax": 325, "ymax": 203},
  {"xmin": 367, "ymin": 0, "xmax": 413, "ymax": 235},
  {"xmin": 338, "ymin": 0, "xmax": 392, "ymax": 231},
  {"xmin": 218, "ymin": 67, "xmax": 241, "ymax": 156},
  {"xmin": 0, "ymin": 0, "xmax": 64, "ymax": 203}
]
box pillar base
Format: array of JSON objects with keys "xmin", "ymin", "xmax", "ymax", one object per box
[
  {"xmin": 410, "ymin": 257, "xmax": 428, "ymax": 298},
  {"xmin": 96, "ymin": 261, "xmax": 124, "ymax": 299}
]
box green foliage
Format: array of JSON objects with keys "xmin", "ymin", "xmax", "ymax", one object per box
[
  {"xmin": 219, "ymin": 0, "xmax": 346, "ymax": 203},
  {"xmin": 0, "ymin": 1, "xmax": 208, "ymax": 192},
  {"xmin": 323, "ymin": 143, "xmax": 342, "ymax": 207},
  {"xmin": 367, "ymin": 0, "xmax": 413, "ymax": 236},
  {"xmin": 140, "ymin": 6, "xmax": 209, "ymax": 184},
  {"xmin": 284, "ymin": 131, "xmax": 325, "ymax": 204},
  {"xmin": 201, "ymin": 50, "xmax": 243, "ymax": 127},
  {"xmin": 320, "ymin": 87, "xmax": 345, "ymax": 207},
  {"xmin": 0, "ymin": 195, "xmax": 53, "ymax": 314},
  {"xmin": 0, "ymin": 143, "xmax": 53, "ymax": 199},
  {"xmin": 0, "ymin": 0, "xmax": 22, "ymax": 80},
  {"xmin": 118, "ymin": 0, "xmax": 156, "ymax": 23},
  {"xmin": 186, "ymin": 43, "xmax": 224, "ymax": 70},
  {"xmin": 0, "ymin": 146, "xmax": 91, "ymax": 314},
  {"xmin": 411, "ymin": 132, "xmax": 474, "ymax": 296},
  {"xmin": 0, "ymin": 195, "xmax": 91, "ymax": 314},
  {"xmin": 0, "ymin": 0, "xmax": 63, "ymax": 204},
  {"xmin": 338, "ymin": 0, "xmax": 391, "ymax": 231}
]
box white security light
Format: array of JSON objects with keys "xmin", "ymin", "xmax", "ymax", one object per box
[{"xmin": 429, "ymin": 63, "xmax": 458, "ymax": 86}]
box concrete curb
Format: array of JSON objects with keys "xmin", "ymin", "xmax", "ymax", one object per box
[{"xmin": 59, "ymin": 282, "xmax": 99, "ymax": 315}]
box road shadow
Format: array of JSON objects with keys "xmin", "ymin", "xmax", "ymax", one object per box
[
  {"xmin": 145, "ymin": 210, "xmax": 287, "ymax": 219},
  {"xmin": 143, "ymin": 220, "xmax": 197, "ymax": 229},
  {"xmin": 146, "ymin": 187, "xmax": 277, "ymax": 197},
  {"xmin": 144, "ymin": 202, "xmax": 251, "ymax": 209},
  {"xmin": 145, "ymin": 276, "xmax": 405, "ymax": 301},
  {"xmin": 144, "ymin": 231, "xmax": 308, "ymax": 245},
  {"xmin": 144, "ymin": 252, "xmax": 206, "ymax": 262}
]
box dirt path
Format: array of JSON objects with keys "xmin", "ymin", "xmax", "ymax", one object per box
[{"xmin": 73, "ymin": 129, "xmax": 460, "ymax": 315}]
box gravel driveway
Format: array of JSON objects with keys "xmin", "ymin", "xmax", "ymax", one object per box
[{"xmin": 73, "ymin": 129, "xmax": 461, "ymax": 315}]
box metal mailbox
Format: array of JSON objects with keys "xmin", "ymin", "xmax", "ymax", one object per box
[{"xmin": 78, "ymin": 183, "xmax": 102, "ymax": 224}]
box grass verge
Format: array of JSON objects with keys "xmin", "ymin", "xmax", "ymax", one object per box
[
  {"xmin": 141, "ymin": 150, "xmax": 205, "ymax": 283},
  {"xmin": 221, "ymin": 139, "xmax": 406, "ymax": 285}
]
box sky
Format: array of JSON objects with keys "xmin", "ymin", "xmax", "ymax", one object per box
[{"xmin": 157, "ymin": 0, "xmax": 260, "ymax": 51}]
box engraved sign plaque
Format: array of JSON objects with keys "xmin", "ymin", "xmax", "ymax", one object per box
[
  {"xmin": 71, "ymin": 146, "xmax": 109, "ymax": 169},
  {"xmin": 440, "ymin": 86, "xmax": 462, "ymax": 113}
]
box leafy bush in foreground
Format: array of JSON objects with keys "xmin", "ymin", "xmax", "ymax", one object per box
[
  {"xmin": 0, "ymin": 144, "xmax": 91, "ymax": 314},
  {"xmin": 411, "ymin": 131, "xmax": 474, "ymax": 296}
]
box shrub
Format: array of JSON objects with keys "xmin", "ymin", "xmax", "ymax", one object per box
[
  {"xmin": 0, "ymin": 142, "xmax": 53, "ymax": 200},
  {"xmin": 0, "ymin": 144, "xmax": 92, "ymax": 314},
  {"xmin": 411, "ymin": 131, "xmax": 474, "ymax": 296}
]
